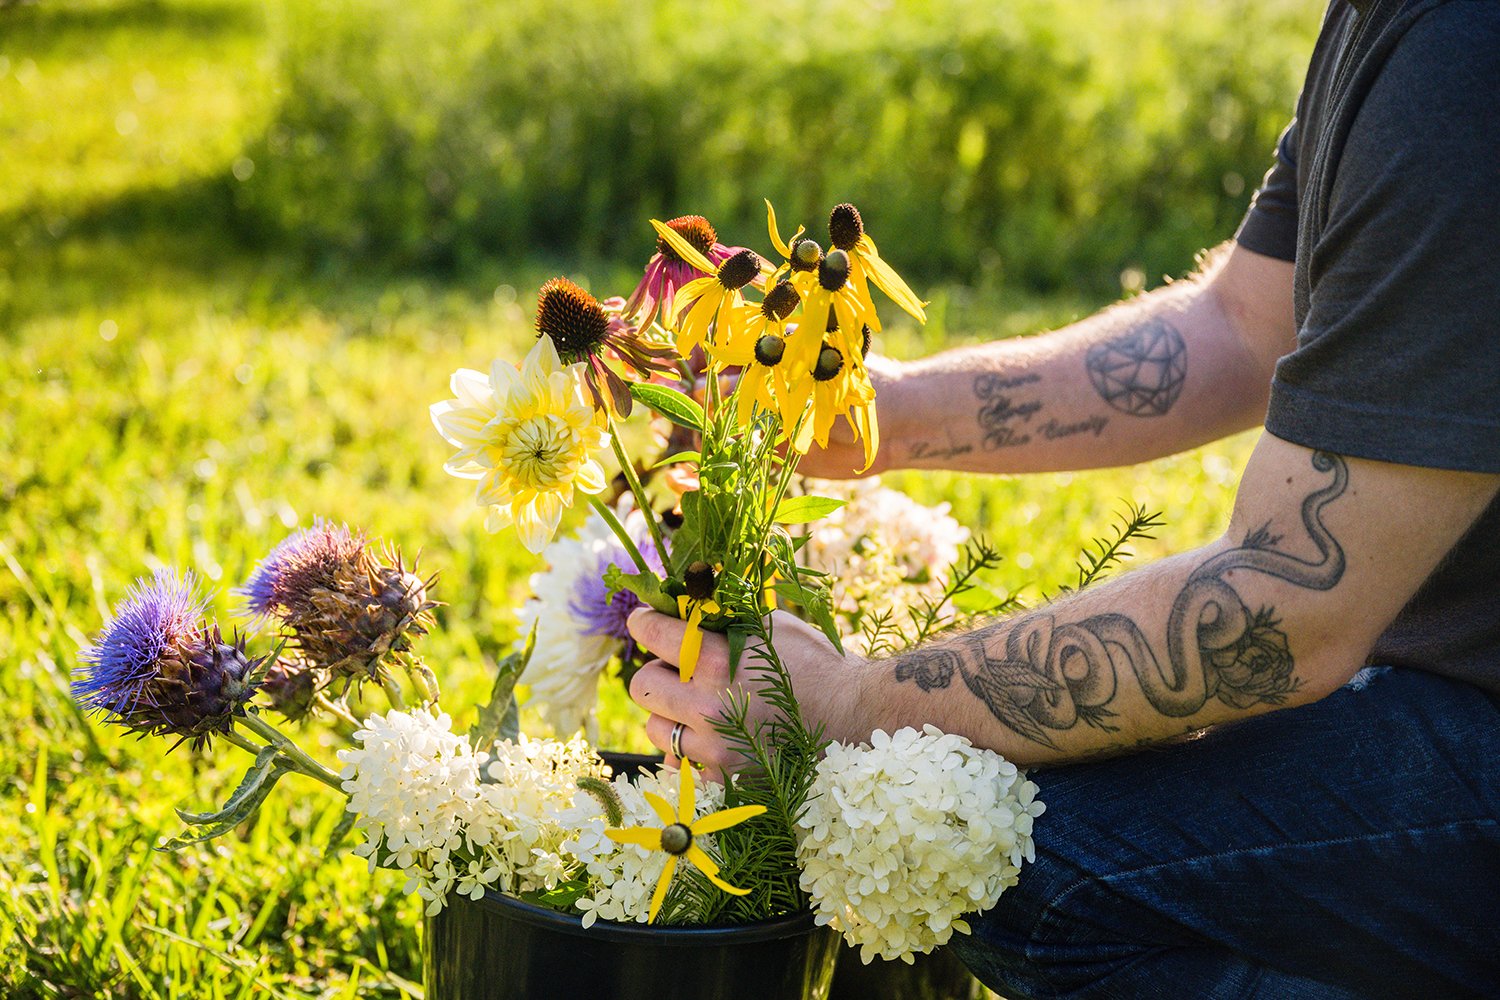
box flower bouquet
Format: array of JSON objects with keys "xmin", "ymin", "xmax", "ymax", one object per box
[{"xmin": 76, "ymin": 204, "xmax": 1045, "ymax": 1000}]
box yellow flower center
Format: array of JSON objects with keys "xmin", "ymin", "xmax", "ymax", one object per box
[{"xmin": 498, "ymin": 414, "xmax": 576, "ymax": 490}]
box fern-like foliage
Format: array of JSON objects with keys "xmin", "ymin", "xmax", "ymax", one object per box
[
  {"xmin": 1057, "ymin": 502, "xmax": 1164, "ymax": 595},
  {"xmin": 861, "ymin": 536, "xmax": 1015, "ymax": 657}
]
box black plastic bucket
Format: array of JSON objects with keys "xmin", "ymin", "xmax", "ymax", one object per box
[
  {"xmin": 423, "ymin": 750, "xmax": 838, "ymax": 1000},
  {"xmin": 424, "ymin": 891, "xmax": 839, "ymax": 1000}
]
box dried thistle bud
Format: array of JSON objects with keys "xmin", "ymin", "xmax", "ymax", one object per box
[
  {"xmin": 259, "ymin": 656, "xmax": 324, "ymax": 722},
  {"xmin": 240, "ymin": 523, "xmax": 439, "ymax": 679}
]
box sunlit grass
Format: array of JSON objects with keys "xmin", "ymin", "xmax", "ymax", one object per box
[{"xmin": 1, "ymin": 0, "xmax": 1255, "ymax": 995}]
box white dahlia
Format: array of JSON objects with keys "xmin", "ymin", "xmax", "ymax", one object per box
[{"xmin": 431, "ymin": 337, "xmax": 611, "ymax": 553}]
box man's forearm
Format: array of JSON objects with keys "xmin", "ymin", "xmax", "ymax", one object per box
[
  {"xmin": 850, "ymin": 452, "xmax": 1363, "ymax": 765},
  {"xmin": 878, "ymin": 251, "xmax": 1281, "ymax": 475}
]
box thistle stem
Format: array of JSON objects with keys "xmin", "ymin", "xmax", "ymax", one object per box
[
  {"xmin": 587, "ymin": 494, "xmax": 653, "ymax": 577},
  {"xmin": 239, "ymin": 713, "xmax": 346, "ymax": 792},
  {"xmin": 314, "ymin": 693, "xmax": 361, "ymax": 736},
  {"xmin": 606, "ymin": 416, "xmax": 668, "ymax": 566},
  {"xmin": 378, "ymin": 672, "xmax": 407, "ymax": 711}
]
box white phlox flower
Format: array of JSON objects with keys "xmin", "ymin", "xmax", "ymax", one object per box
[
  {"xmin": 338, "ymin": 710, "xmax": 607, "ymax": 916},
  {"xmin": 795, "ymin": 725, "xmax": 1044, "ymax": 964}
]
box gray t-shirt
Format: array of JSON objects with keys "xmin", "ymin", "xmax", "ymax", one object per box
[{"xmin": 1235, "ymin": 0, "xmax": 1500, "ymax": 692}]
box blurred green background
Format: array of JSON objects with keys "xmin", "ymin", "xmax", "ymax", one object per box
[{"xmin": 0, "ymin": 0, "xmax": 1319, "ymax": 995}]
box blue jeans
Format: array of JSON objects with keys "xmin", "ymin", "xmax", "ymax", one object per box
[{"xmin": 950, "ymin": 667, "xmax": 1500, "ymax": 999}]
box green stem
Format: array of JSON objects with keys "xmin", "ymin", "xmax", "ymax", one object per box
[
  {"xmin": 314, "ymin": 693, "xmax": 361, "ymax": 735},
  {"xmin": 606, "ymin": 415, "xmax": 668, "ymax": 566},
  {"xmin": 587, "ymin": 494, "xmax": 653, "ymax": 576},
  {"xmin": 378, "ymin": 671, "xmax": 407, "ymax": 711},
  {"xmin": 239, "ymin": 713, "xmax": 346, "ymax": 792}
]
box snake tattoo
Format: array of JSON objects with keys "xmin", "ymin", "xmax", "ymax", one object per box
[{"xmin": 894, "ymin": 451, "xmax": 1349, "ymax": 748}]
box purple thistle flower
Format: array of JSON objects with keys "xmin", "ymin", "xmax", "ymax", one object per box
[
  {"xmin": 75, "ymin": 569, "xmax": 260, "ymax": 748},
  {"xmin": 570, "ymin": 524, "xmax": 663, "ymax": 662},
  {"xmin": 238, "ymin": 520, "xmax": 365, "ymax": 617}
]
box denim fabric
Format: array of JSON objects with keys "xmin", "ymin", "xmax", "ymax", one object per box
[{"xmin": 950, "ymin": 667, "xmax": 1500, "ymax": 999}]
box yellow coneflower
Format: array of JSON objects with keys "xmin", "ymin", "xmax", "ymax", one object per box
[
  {"xmin": 652, "ymin": 220, "xmax": 764, "ymax": 357},
  {"xmin": 786, "ymin": 343, "xmax": 880, "ymax": 472},
  {"xmin": 674, "ymin": 561, "xmax": 721, "ymax": 683},
  {"xmin": 705, "ymin": 280, "xmax": 801, "ymax": 427},
  {"xmin": 826, "ymin": 202, "xmax": 927, "ymax": 333},
  {"xmin": 604, "ymin": 763, "xmax": 765, "ymax": 924},
  {"xmin": 785, "ymin": 250, "xmax": 868, "ymax": 381}
]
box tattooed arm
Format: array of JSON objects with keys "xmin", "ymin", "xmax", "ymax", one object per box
[
  {"xmin": 625, "ymin": 435, "xmax": 1498, "ymax": 771},
  {"xmin": 800, "ymin": 242, "xmax": 1295, "ymax": 477}
]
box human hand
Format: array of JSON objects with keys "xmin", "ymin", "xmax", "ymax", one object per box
[{"xmin": 626, "ymin": 608, "xmax": 868, "ymax": 781}]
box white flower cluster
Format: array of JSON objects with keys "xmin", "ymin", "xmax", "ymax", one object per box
[
  {"xmin": 799, "ymin": 478, "xmax": 969, "ymax": 652},
  {"xmin": 516, "ymin": 499, "xmax": 655, "ymax": 739},
  {"xmin": 795, "ymin": 725, "xmax": 1045, "ymax": 964},
  {"xmin": 338, "ymin": 707, "xmax": 608, "ymax": 915},
  {"xmin": 560, "ymin": 766, "xmax": 726, "ymax": 929}
]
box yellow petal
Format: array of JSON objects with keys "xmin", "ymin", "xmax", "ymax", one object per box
[
  {"xmin": 651, "ymin": 219, "xmax": 716, "ymax": 275},
  {"xmin": 677, "ymin": 758, "xmax": 695, "ymax": 822},
  {"xmin": 764, "ymin": 199, "xmax": 804, "ymax": 260},
  {"xmin": 647, "ymin": 854, "xmax": 678, "ymax": 924},
  {"xmin": 857, "ymin": 236, "xmax": 927, "ymax": 323},
  {"xmin": 691, "ymin": 804, "xmax": 767, "ymax": 835},
  {"xmin": 678, "ymin": 601, "xmax": 705, "ymax": 683},
  {"xmin": 606, "ymin": 826, "xmax": 663, "ymax": 849},
  {"xmin": 686, "ymin": 845, "xmax": 752, "ymax": 896},
  {"xmin": 642, "ymin": 791, "xmax": 677, "ymax": 828}
]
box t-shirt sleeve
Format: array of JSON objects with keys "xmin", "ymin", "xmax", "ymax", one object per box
[
  {"xmin": 1265, "ymin": 6, "xmax": 1500, "ymax": 474},
  {"xmin": 1234, "ymin": 116, "xmax": 1301, "ymax": 262}
]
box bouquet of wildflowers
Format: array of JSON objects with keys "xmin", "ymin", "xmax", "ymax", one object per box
[{"xmin": 75, "ymin": 203, "xmax": 1044, "ymax": 963}]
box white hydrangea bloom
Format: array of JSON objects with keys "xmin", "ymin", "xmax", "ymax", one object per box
[
  {"xmin": 338, "ymin": 710, "xmax": 608, "ymax": 915},
  {"xmin": 517, "ymin": 499, "xmax": 656, "ymax": 739},
  {"xmin": 562, "ymin": 766, "xmax": 726, "ymax": 929},
  {"xmin": 795, "ymin": 725, "xmax": 1045, "ymax": 964},
  {"xmin": 799, "ymin": 478, "xmax": 969, "ymax": 652}
]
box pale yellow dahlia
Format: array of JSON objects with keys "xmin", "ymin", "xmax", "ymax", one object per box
[{"xmin": 431, "ymin": 337, "xmax": 611, "ymax": 553}]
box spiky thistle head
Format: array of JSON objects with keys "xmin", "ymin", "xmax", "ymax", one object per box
[
  {"xmin": 75, "ymin": 569, "xmax": 260, "ymax": 749},
  {"xmin": 241, "ymin": 525, "xmax": 440, "ymax": 679}
]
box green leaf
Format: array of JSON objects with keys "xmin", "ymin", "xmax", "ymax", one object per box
[
  {"xmin": 162, "ymin": 758, "xmax": 292, "ymax": 850},
  {"xmin": 628, "ymin": 383, "xmax": 704, "ymax": 431},
  {"xmin": 471, "ymin": 624, "xmax": 533, "ymax": 751},
  {"xmin": 603, "ymin": 563, "xmax": 678, "ymax": 616},
  {"xmin": 771, "ymin": 495, "xmax": 845, "ymax": 525},
  {"xmin": 174, "ymin": 744, "xmax": 280, "ymax": 826},
  {"xmin": 726, "ymin": 626, "xmax": 749, "ymax": 679},
  {"xmin": 649, "ymin": 449, "xmax": 701, "ymax": 470},
  {"xmin": 773, "ymin": 576, "xmax": 844, "ymax": 654},
  {"xmin": 323, "ymin": 807, "xmax": 358, "ymax": 858}
]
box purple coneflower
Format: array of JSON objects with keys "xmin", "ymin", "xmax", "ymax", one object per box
[
  {"xmin": 534, "ymin": 279, "xmax": 678, "ymax": 417},
  {"xmin": 624, "ymin": 215, "xmax": 739, "ymax": 331},
  {"xmin": 75, "ymin": 569, "xmax": 260, "ymax": 749},
  {"xmin": 238, "ymin": 522, "xmax": 439, "ymax": 679}
]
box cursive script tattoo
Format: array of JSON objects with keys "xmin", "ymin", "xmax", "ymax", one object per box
[
  {"xmin": 973, "ymin": 373, "xmax": 1109, "ymax": 450},
  {"xmin": 1085, "ymin": 319, "xmax": 1187, "ymax": 417},
  {"xmin": 891, "ymin": 451, "xmax": 1349, "ymax": 748},
  {"xmin": 909, "ymin": 440, "xmax": 976, "ymax": 463}
]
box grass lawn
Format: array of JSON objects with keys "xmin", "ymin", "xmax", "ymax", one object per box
[{"xmin": 1, "ymin": 1, "xmax": 1253, "ymax": 995}]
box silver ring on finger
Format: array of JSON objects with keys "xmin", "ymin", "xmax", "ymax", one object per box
[{"xmin": 670, "ymin": 721, "xmax": 686, "ymax": 761}]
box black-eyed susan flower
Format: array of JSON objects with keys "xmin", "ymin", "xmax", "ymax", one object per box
[
  {"xmin": 534, "ymin": 279, "xmax": 678, "ymax": 417},
  {"xmin": 785, "ymin": 250, "xmax": 868, "ymax": 380},
  {"xmin": 674, "ymin": 561, "xmax": 722, "ymax": 683},
  {"xmin": 652, "ymin": 219, "xmax": 764, "ymax": 357},
  {"xmin": 764, "ymin": 200, "xmax": 824, "ymax": 282},
  {"xmin": 604, "ymin": 762, "xmax": 765, "ymax": 923},
  {"xmin": 826, "ymin": 202, "xmax": 927, "ymax": 332},
  {"xmin": 705, "ymin": 280, "xmax": 801, "ymax": 426},
  {"xmin": 625, "ymin": 215, "xmax": 738, "ymax": 332}
]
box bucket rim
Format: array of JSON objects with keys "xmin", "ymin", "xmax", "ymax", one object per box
[{"xmin": 460, "ymin": 890, "xmax": 821, "ymax": 946}]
